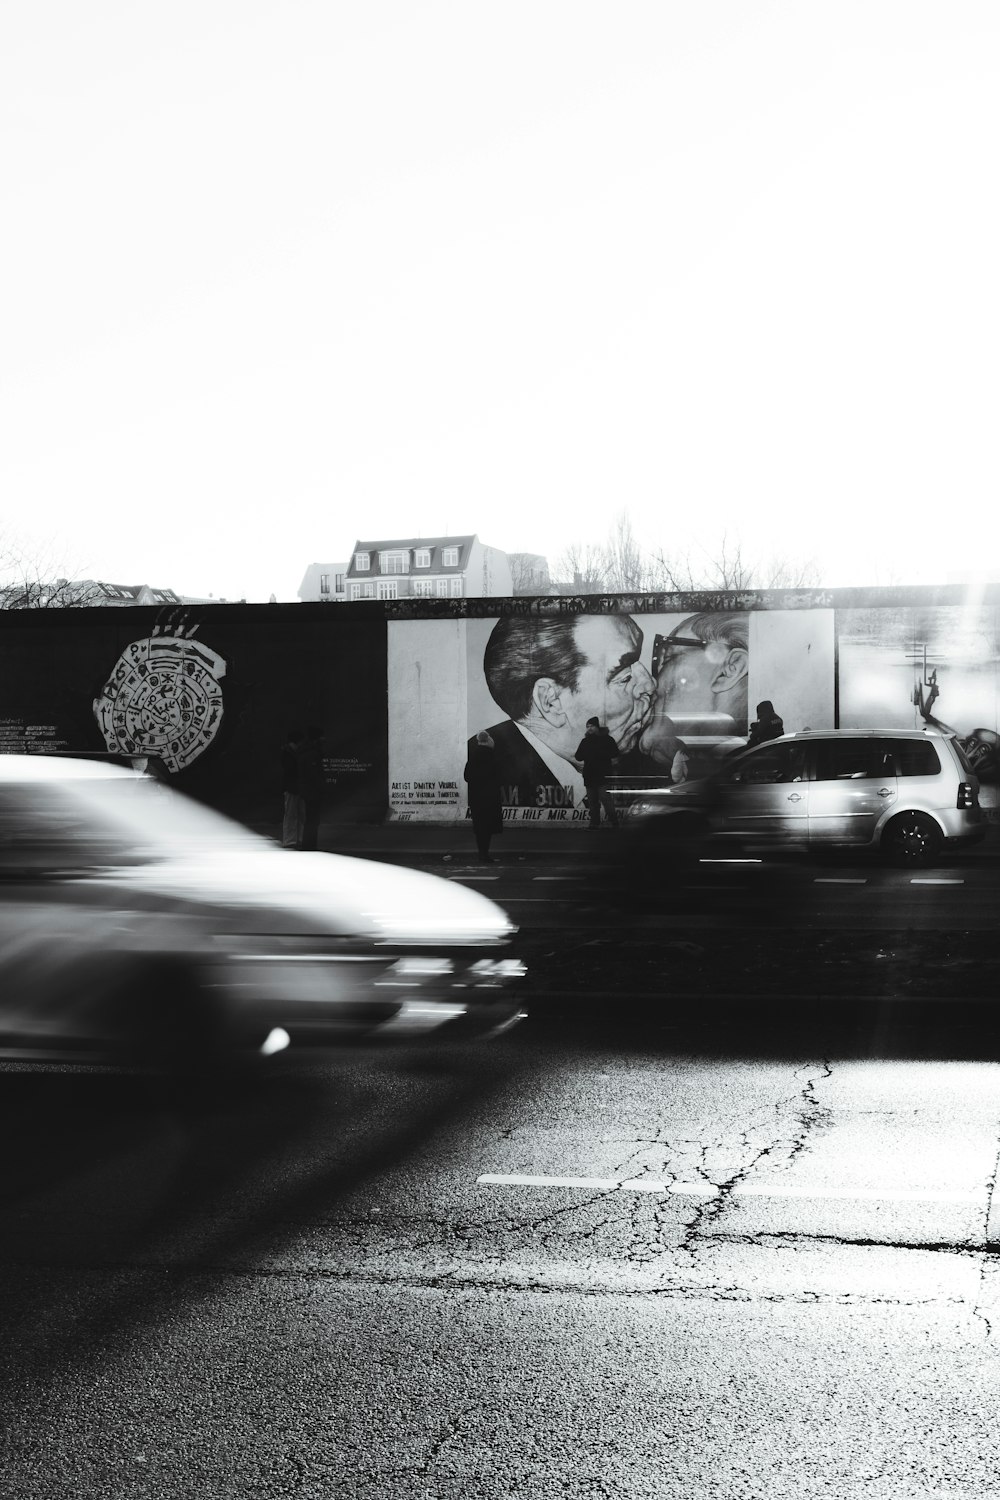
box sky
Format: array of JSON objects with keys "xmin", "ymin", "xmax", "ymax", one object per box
[{"xmin": 2, "ymin": 2, "xmax": 999, "ymax": 603}]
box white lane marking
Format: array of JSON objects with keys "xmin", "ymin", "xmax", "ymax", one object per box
[
  {"xmin": 815, "ymin": 878, "xmax": 868, "ymax": 884},
  {"xmin": 910, "ymin": 878, "xmax": 964, "ymax": 885},
  {"xmin": 496, "ymin": 897, "xmax": 562, "ymax": 903},
  {"xmin": 478, "ymin": 1174, "xmax": 712, "ymax": 1194},
  {"xmin": 533, "ymin": 875, "xmax": 584, "ymax": 881},
  {"xmin": 448, "ymin": 874, "xmax": 500, "ymax": 881},
  {"xmin": 476, "ymin": 1173, "xmax": 983, "ymax": 1205}
]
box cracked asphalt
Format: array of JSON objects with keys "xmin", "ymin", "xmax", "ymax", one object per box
[{"xmin": 3, "ymin": 1017, "xmax": 1000, "ymax": 1498}]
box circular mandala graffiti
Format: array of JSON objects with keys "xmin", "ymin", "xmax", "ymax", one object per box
[{"xmin": 93, "ymin": 635, "xmax": 227, "ymax": 773}]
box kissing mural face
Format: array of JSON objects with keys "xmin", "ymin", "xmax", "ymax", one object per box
[
  {"xmin": 556, "ymin": 614, "xmax": 655, "ymax": 754},
  {"xmin": 648, "ymin": 612, "xmax": 750, "ymax": 736}
]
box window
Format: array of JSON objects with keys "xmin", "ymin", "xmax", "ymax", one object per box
[
  {"xmin": 354, "ymin": 552, "xmax": 370, "ymax": 571},
  {"xmin": 412, "ymin": 579, "xmax": 434, "ymax": 597},
  {"xmin": 334, "ymin": 573, "xmax": 344, "ymax": 593},
  {"xmin": 376, "ymin": 581, "xmax": 398, "ymax": 599},
  {"xmin": 414, "ymin": 549, "xmax": 431, "ymax": 568},
  {"xmin": 436, "ymin": 579, "xmax": 449, "ymax": 596},
  {"xmin": 442, "ymin": 547, "xmax": 459, "ymax": 566},
  {"xmin": 727, "ymin": 743, "xmax": 808, "ymax": 786},
  {"xmin": 319, "ymin": 573, "xmax": 330, "ymax": 595},
  {"xmin": 889, "ymin": 739, "xmax": 941, "ymax": 777},
  {"xmin": 350, "ymin": 582, "xmax": 376, "ymax": 600},
  {"xmin": 380, "ymin": 550, "xmax": 409, "ymax": 574},
  {"xmin": 813, "ymin": 739, "xmax": 893, "ymax": 782},
  {"xmin": 449, "ymin": 577, "xmax": 463, "ymax": 596}
]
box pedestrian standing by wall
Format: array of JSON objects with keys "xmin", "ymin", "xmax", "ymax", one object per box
[
  {"xmin": 464, "ymin": 729, "xmax": 504, "ymax": 863},
  {"xmin": 573, "ymin": 717, "xmax": 620, "ymax": 829},
  {"xmin": 281, "ymin": 728, "xmax": 305, "ymax": 849},
  {"xmin": 746, "ymin": 701, "xmax": 785, "ymax": 748},
  {"xmin": 298, "ymin": 724, "xmax": 325, "ymax": 850}
]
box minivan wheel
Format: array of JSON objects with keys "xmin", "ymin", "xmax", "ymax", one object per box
[{"xmin": 882, "ymin": 811, "xmax": 943, "ymax": 867}]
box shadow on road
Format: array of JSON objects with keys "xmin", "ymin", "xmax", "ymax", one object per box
[{"xmin": 0, "ymin": 1045, "xmax": 525, "ymax": 1398}]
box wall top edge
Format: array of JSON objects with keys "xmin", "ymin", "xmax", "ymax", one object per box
[{"xmin": 1, "ymin": 581, "xmax": 998, "ymax": 630}]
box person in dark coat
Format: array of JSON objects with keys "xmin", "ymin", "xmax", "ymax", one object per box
[
  {"xmin": 297, "ymin": 724, "xmax": 325, "ymax": 851},
  {"xmin": 573, "ymin": 716, "xmax": 620, "ymax": 828},
  {"xmin": 464, "ymin": 730, "xmax": 504, "ymax": 862},
  {"xmin": 746, "ymin": 701, "xmax": 785, "ymax": 749},
  {"xmin": 280, "ymin": 728, "xmax": 305, "ymax": 848}
]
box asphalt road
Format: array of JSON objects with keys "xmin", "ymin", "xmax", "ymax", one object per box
[
  {"xmin": 2, "ymin": 845, "xmax": 998, "ymax": 1499},
  {"xmin": 422, "ymin": 843, "xmax": 1000, "ymax": 1017},
  {"xmin": 421, "ymin": 840, "xmax": 1000, "ymax": 929},
  {"xmin": 4, "ymin": 1001, "xmax": 1000, "ymax": 1498}
]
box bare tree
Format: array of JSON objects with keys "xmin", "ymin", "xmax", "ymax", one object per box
[
  {"xmin": 507, "ymin": 552, "xmax": 556, "ymax": 596},
  {"xmin": 553, "ymin": 541, "xmax": 611, "ymax": 594},
  {"xmin": 0, "ymin": 529, "xmax": 100, "ymax": 608},
  {"xmin": 648, "ymin": 531, "xmax": 820, "ymax": 593},
  {"xmin": 603, "ymin": 512, "xmax": 651, "ymax": 592},
  {"xmin": 555, "ymin": 517, "xmax": 819, "ymax": 597}
]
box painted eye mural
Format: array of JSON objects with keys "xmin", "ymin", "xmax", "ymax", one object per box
[{"xmin": 93, "ymin": 634, "xmax": 226, "ymax": 773}]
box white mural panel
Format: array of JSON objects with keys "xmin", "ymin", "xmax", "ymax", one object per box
[{"xmin": 387, "ymin": 618, "xmax": 467, "ymax": 821}]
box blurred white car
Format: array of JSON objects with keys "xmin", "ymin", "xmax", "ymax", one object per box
[{"xmin": 0, "ymin": 756, "xmax": 525, "ymax": 1071}]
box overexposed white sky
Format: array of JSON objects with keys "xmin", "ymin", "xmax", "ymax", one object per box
[{"xmin": 2, "ymin": 2, "xmax": 998, "ymax": 602}]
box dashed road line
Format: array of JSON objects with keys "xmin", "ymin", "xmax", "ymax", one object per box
[
  {"xmin": 476, "ymin": 1173, "xmax": 984, "ymax": 1205},
  {"xmin": 910, "ymin": 878, "xmax": 965, "ymax": 885}
]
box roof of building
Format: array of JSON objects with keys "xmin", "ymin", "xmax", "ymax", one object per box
[
  {"xmin": 347, "ymin": 536, "xmax": 478, "ymax": 576},
  {"xmin": 0, "ymin": 578, "xmax": 226, "ymax": 608},
  {"xmin": 90, "ymin": 582, "xmax": 184, "ymax": 603}
]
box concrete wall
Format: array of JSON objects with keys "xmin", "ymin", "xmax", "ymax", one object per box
[{"xmin": 1, "ymin": 583, "xmax": 997, "ymax": 827}]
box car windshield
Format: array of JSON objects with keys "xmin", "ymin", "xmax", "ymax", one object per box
[{"xmin": 0, "ymin": 776, "xmax": 265, "ymax": 868}]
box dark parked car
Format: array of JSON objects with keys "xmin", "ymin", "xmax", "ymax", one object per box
[{"xmin": 0, "ymin": 756, "xmax": 525, "ymax": 1072}]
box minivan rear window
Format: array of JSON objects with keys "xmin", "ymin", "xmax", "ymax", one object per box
[{"xmin": 888, "ymin": 740, "xmax": 941, "ymax": 777}]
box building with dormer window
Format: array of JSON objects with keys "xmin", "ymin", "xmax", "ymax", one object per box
[
  {"xmin": 300, "ymin": 536, "xmax": 513, "ymax": 602},
  {"xmin": 0, "ymin": 578, "xmax": 231, "ymax": 609}
]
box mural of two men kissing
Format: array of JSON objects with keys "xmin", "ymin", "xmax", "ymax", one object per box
[{"xmin": 467, "ymin": 608, "xmax": 754, "ymax": 818}]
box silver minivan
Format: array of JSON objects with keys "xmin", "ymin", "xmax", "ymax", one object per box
[{"xmin": 645, "ymin": 728, "xmax": 985, "ymax": 865}]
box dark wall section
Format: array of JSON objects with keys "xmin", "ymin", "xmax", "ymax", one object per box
[{"xmin": 0, "ymin": 602, "xmax": 389, "ymax": 826}]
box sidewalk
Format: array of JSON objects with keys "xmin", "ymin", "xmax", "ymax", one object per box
[
  {"xmin": 256, "ymin": 817, "xmax": 1000, "ymax": 864},
  {"xmin": 255, "ymin": 819, "xmax": 605, "ymax": 862}
]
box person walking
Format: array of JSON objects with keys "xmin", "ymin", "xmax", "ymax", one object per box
[
  {"xmin": 746, "ymin": 700, "xmax": 785, "ymax": 749},
  {"xmin": 281, "ymin": 728, "xmax": 305, "ymax": 849},
  {"xmin": 463, "ymin": 729, "xmax": 504, "ymax": 862},
  {"xmin": 574, "ymin": 717, "xmax": 620, "ymax": 829}
]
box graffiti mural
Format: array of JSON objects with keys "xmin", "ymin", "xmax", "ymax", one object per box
[
  {"xmin": 93, "ymin": 629, "xmax": 227, "ymax": 773},
  {"xmin": 838, "ymin": 604, "xmax": 1000, "ymax": 782},
  {"xmin": 386, "ymin": 606, "xmax": 835, "ymax": 821}
]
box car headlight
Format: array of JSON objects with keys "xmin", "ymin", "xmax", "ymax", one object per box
[
  {"xmin": 374, "ymin": 956, "xmax": 526, "ymax": 990},
  {"xmin": 363, "ymin": 911, "xmax": 517, "ymax": 945}
]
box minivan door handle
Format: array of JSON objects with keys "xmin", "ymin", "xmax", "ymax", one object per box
[
  {"xmin": 877, "ymin": 787, "xmax": 894, "ymax": 797},
  {"xmin": 786, "ymin": 793, "xmax": 803, "ymax": 802}
]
